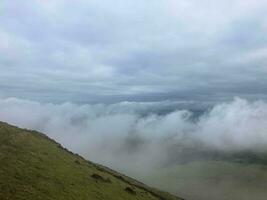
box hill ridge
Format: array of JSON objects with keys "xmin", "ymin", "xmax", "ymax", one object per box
[{"xmin": 0, "ymin": 121, "xmax": 183, "ymax": 200}]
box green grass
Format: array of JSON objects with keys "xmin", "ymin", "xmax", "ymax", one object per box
[{"xmin": 0, "ymin": 121, "xmax": 183, "ymax": 200}]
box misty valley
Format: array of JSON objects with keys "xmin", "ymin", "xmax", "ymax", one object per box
[{"xmin": 1, "ymin": 97, "xmax": 267, "ymax": 200}]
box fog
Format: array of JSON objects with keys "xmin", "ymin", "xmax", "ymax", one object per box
[
  {"xmin": 0, "ymin": 97, "xmax": 266, "ymax": 171},
  {"xmin": 2, "ymin": 97, "xmax": 267, "ymax": 199}
]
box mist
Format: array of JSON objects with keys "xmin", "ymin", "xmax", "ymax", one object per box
[
  {"xmin": 2, "ymin": 97, "xmax": 267, "ymax": 199},
  {"xmin": 0, "ymin": 97, "xmax": 266, "ymax": 172}
]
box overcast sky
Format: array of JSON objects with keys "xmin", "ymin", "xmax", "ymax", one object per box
[{"xmin": 1, "ymin": 0, "xmax": 267, "ymax": 103}]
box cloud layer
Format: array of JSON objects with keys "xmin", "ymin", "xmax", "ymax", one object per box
[
  {"xmin": 1, "ymin": 97, "xmax": 267, "ymax": 174},
  {"xmin": 1, "ymin": 0, "xmax": 267, "ymax": 102}
]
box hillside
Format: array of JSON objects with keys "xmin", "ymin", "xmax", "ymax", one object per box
[{"xmin": 0, "ymin": 121, "xmax": 183, "ymax": 200}]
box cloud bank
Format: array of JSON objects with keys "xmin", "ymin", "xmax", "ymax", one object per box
[{"xmin": 0, "ymin": 97, "xmax": 267, "ymax": 174}]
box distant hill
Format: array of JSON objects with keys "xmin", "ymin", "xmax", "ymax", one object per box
[{"xmin": 0, "ymin": 121, "xmax": 183, "ymax": 200}]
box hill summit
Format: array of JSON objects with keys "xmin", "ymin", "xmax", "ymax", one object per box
[{"xmin": 0, "ymin": 121, "xmax": 183, "ymax": 200}]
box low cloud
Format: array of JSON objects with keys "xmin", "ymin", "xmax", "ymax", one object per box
[{"xmin": 0, "ymin": 97, "xmax": 267, "ymax": 174}]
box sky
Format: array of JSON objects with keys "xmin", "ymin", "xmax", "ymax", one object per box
[{"xmin": 1, "ymin": 0, "xmax": 267, "ymax": 103}]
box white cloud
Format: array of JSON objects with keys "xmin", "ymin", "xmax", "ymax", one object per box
[{"xmin": 1, "ymin": 97, "xmax": 267, "ymax": 173}]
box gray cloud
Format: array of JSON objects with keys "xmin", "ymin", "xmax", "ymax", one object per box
[{"xmin": 1, "ymin": 0, "xmax": 267, "ymax": 102}]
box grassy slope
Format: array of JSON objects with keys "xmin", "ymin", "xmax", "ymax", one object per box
[{"xmin": 0, "ymin": 121, "xmax": 183, "ymax": 200}]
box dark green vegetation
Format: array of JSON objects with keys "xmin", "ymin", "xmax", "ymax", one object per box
[{"xmin": 0, "ymin": 121, "xmax": 183, "ymax": 200}]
